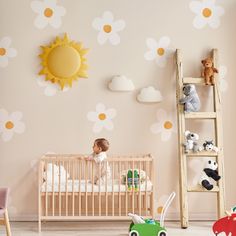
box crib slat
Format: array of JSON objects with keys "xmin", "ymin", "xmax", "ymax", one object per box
[
  {"xmin": 139, "ymin": 160, "xmax": 141, "ymax": 216},
  {"xmin": 119, "ymin": 160, "xmax": 121, "ymax": 216},
  {"xmin": 92, "ymin": 161, "xmax": 94, "ymax": 216},
  {"xmin": 85, "ymin": 160, "xmax": 88, "ymax": 216},
  {"xmin": 145, "ymin": 159, "xmax": 148, "ymax": 216},
  {"xmin": 52, "ymin": 160, "xmax": 55, "ymax": 217},
  {"xmin": 66, "ymin": 161, "xmax": 68, "ymax": 216},
  {"xmin": 151, "ymin": 155, "xmax": 155, "ymax": 218},
  {"xmin": 59, "ymin": 160, "xmax": 61, "ymax": 217},
  {"xmin": 105, "ymin": 159, "xmax": 108, "ymax": 216},
  {"xmin": 79, "ymin": 159, "xmax": 81, "ymax": 216},
  {"xmin": 99, "ymin": 162, "xmax": 101, "ymax": 216},
  {"xmin": 112, "ymin": 161, "xmax": 114, "ymax": 216},
  {"xmin": 132, "ymin": 160, "xmax": 135, "ymax": 214},
  {"xmin": 72, "ymin": 159, "xmax": 75, "ymax": 217},
  {"xmin": 125, "ymin": 161, "xmax": 128, "ymax": 216},
  {"xmin": 45, "ymin": 160, "xmax": 48, "ymax": 217}
]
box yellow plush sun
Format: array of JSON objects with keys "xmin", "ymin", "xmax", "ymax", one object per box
[{"xmin": 39, "ymin": 34, "xmax": 89, "ymax": 89}]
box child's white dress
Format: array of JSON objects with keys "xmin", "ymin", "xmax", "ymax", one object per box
[{"xmin": 90, "ymin": 152, "xmax": 111, "ymax": 185}]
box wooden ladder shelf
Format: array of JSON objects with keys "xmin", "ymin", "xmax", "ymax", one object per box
[{"xmin": 175, "ymin": 49, "xmax": 226, "ymax": 228}]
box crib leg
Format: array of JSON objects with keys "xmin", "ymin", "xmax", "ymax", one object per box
[{"xmin": 38, "ymin": 218, "xmax": 41, "ymax": 233}]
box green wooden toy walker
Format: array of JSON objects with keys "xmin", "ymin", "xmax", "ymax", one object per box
[{"xmin": 128, "ymin": 192, "xmax": 176, "ymax": 236}]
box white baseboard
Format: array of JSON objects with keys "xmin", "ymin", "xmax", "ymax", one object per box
[{"xmin": 9, "ymin": 212, "xmax": 217, "ymax": 222}]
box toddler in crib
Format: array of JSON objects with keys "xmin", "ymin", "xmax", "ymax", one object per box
[{"xmin": 86, "ymin": 138, "xmax": 111, "ymax": 185}]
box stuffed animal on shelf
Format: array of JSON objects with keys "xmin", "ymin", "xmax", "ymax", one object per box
[
  {"xmin": 179, "ymin": 84, "xmax": 201, "ymax": 112},
  {"xmin": 201, "ymin": 58, "xmax": 218, "ymax": 85},
  {"xmin": 184, "ymin": 130, "xmax": 199, "ymax": 153},
  {"xmin": 199, "ymin": 140, "xmax": 219, "ymax": 153},
  {"xmin": 199, "ymin": 160, "xmax": 221, "ymax": 191},
  {"xmin": 127, "ymin": 170, "xmax": 139, "ymax": 191}
]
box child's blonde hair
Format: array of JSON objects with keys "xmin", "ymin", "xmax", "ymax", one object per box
[{"xmin": 95, "ymin": 138, "xmax": 109, "ymax": 152}]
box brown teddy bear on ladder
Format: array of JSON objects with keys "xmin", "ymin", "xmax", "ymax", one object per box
[{"xmin": 201, "ymin": 58, "xmax": 218, "ymax": 85}]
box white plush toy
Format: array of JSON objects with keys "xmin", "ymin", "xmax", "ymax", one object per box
[
  {"xmin": 43, "ymin": 163, "xmax": 69, "ymax": 183},
  {"xmin": 184, "ymin": 130, "xmax": 199, "ymax": 153},
  {"xmin": 199, "ymin": 160, "xmax": 221, "ymax": 191},
  {"xmin": 199, "ymin": 140, "xmax": 219, "ymax": 153}
]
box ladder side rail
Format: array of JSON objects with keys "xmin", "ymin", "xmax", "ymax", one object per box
[{"xmin": 176, "ymin": 49, "xmax": 189, "ymax": 228}]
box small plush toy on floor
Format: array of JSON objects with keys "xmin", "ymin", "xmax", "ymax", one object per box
[
  {"xmin": 179, "ymin": 84, "xmax": 201, "ymax": 112},
  {"xmin": 184, "ymin": 130, "xmax": 199, "ymax": 153},
  {"xmin": 201, "ymin": 58, "xmax": 218, "ymax": 85},
  {"xmin": 199, "ymin": 160, "xmax": 221, "ymax": 190}
]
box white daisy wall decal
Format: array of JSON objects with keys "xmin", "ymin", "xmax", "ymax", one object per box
[
  {"xmin": 218, "ymin": 65, "xmax": 228, "ymax": 92},
  {"xmin": 0, "ymin": 109, "xmax": 25, "ymax": 142},
  {"xmin": 144, "ymin": 37, "xmax": 173, "ymax": 67},
  {"xmin": 36, "ymin": 76, "xmax": 69, "ymax": 96},
  {"xmin": 150, "ymin": 109, "xmax": 176, "ymax": 141},
  {"xmin": 92, "ymin": 11, "xmax": 126, "ymax": 45},
  {"xmin": 31, "ymin": 0, "xmax": 66, "ymax": 29},
  {"xmin": 87, "ymin": 103, "xmax": 117, "ymax": 133},
  {"xmin": 189, "ymin": 0, "xmax": 224, "ymax": 29},
  {"xmin": 0, "ymin": 37, "xmax": 17, "ymax": 68}
]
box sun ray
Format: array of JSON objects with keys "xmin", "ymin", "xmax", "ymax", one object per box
[{"xmin": 39, "ymin": 34, "xmax": 89, "ymax": 90}]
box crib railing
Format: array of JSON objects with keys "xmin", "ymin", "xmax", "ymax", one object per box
[{"xmin": 38, "ymin": 154, "xmax": 155, "ymax": 231}]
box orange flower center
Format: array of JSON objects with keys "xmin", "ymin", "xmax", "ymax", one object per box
[
  {"xmin": 103, "ymin": 24, "xmax": 112, "ymax": 33},
  {"xmin": 98, "ymin": 113, "xmax": 106, "ymax": 120},
  {"xmin": 44, "ymin": 8, "xmax": 54, "ymax": 18},
  {"xmin": 5, "ymin": 121, "xmax": 14, "ymax": 129},
  {"xmin": 157, "ymin": 48, "xmax": 165, "ymax": 56},
  {"xmin": 202, "ymin": 8, "xmax": 212, "ymax": 18},
  {"xmin": 157, "ymin": 206, "xmax": 163, "ymax": 214},
  {"xmin": 164, "ymin": 121, "xmax": 172, "ymax": 129},
  {"xmin": 0, "ymin": 48, "xmax": 6, "ymax": 56}
]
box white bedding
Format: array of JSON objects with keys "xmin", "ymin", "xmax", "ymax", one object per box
[{"xmin": 41, "ymin": 179, "xmax": 153, "ymax": 193}]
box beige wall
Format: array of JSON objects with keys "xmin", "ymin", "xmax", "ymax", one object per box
[{"xmin": 0, "ymin": 0, "xmax": 236, "ymax": 220}]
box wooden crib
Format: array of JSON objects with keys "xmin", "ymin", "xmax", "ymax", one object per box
[{"xmin": 38, "ymin": 154, "xmax": 155, "ymax": 231}]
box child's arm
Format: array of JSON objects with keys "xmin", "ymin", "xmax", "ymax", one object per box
[{"xmin": 85, "ymin": 153, "xmax": 94, "ymax": 161}]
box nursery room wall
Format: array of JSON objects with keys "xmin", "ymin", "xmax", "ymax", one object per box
[{"xmin": 0, "ymin": 0, "xmax": 236, "ymax": 220}]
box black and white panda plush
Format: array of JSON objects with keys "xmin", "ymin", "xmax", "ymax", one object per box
[{"xmin": 199, "ymin": 160, "xmax": 221, "ymax": 190}]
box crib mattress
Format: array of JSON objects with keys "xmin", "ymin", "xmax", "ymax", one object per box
[{"xmin": 41, "ymin": 179, "xmax": 153, "ymax": 193}]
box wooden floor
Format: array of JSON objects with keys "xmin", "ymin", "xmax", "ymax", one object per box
[{"xmin": 0, "ymin": 221, "xmax": 217, "ymax": 236}]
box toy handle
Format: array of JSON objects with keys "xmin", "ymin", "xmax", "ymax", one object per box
[{"xmin": 160, "ymin": 192, "xmax": 176, "ymax": 227}]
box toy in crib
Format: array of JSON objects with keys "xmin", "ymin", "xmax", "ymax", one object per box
[
  {"xmin": 127, "ymin": 170, "xmax": 139, "ymax": 191},
  {"xmin": 128, "ymin": 192, "xmax": 176, "ymax": 236}
]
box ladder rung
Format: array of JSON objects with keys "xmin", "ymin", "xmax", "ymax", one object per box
[
  {"xmin": 185, "ymin": 112, "xmax": 216, "ymax": 119},
  {"xmin": 187, "ymin": 151, "xmax": 218, "ymax": 157},
  {"xmin": 188, "ymin": 186, "xmax": 219, "ymax": 192},
  {"xmin": 183, "ymin": 77, "xmax": 205, "ymax": 84}
]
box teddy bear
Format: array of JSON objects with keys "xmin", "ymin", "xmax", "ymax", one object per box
[
  {"xmin": 201, "ymin": 58, "xmax": 218, "ymax": 85},
  {"xmin": 199, "ymin": 159, "xmax": 221, "ymax": 190},
  {"xmin": 184, "ymin": 130, "xmax": 199, "ymax": 153},
  {"xmin": 199, "ymin": 140, "xmax": 219, "ymax": 153},
  {"xmin": 179, "ymin": 84, "xmax": 201, "ymax": 112}
]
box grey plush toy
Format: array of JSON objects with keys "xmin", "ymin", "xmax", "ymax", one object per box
[
  {"xmin": 184, "ymin": 130, "xmax": 199, "ymax": 153},
  {"xmin": 179, "ymin": 84, "xmax": 201, "ymax": 112}
]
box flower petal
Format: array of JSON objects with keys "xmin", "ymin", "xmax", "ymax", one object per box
[
  {"xmin": 0, "ymin": 56, "xmax": 8, "ymax": 67},
  {"xmin": 208, "ymin": 16, "xmax": 220, "ymax": 29},
  {"xmin": 0, "ymin": 37, "xmax": 12, "ymax": 48},
  {"xmin": 104, "ymin": 120, "xmax": 114, "ymax": 130},
  {"xmin": 44, "ymin": 84, "xmax": 58, "ymax": 96},
  {"xmin": 2, "ymin": 130, "xmax": 13, "ymax": 142},
  {"xmin": 105, "ymin": 109, "xmax": 116, "ymax": 119},
  {"xmin": 54, "ymin": 6, "xmax": 66, "ymax": 16},
  {"xmin": 156, "ymin": 109, "xmax": 167, "ymax": 121},
  {"xmin": 102, "ymin": 11, "xmax": 114, "ymax": 23},
  {"xmin": 34, "ymin": 15, "xmax": 49, "ymax": 29},
  {"xmin": 109, "ymin": 33, "xmax": 120, "ymax": 45},
  {"xmin": 113, "ymin": 20, "xmax": 125, "ymax": 32},
  {"xmin": 161, "ymin": 130, "xmax": 172, "ymax": 141},
  {"xmin": 155, "ymin": 56, "xmax": 167, "ymax": 67},
  {"xmin": 92, "ymin": 17, "xmax": 104, "ymax": 31},
  {"xmin": 0, "ymin": 109, "xmax": 8, "ymax": 122},
  {"xmin": 87, "ymin": 111, "xmax": 98, "ymax": 122},
  {"xmin": 6, "ymin": 48, "xmax": 17, "ymax": 58},
  {"xmin": 97, "ymin": 31, "xmax": 108, "ymax": 45},
  {"xmin": 214, "ymin": 6, "xmax": 225, "ymax": 16},
  {"xmin": 146, "ymin": 38, "xmax": 158, "ymax": 50},
  {"xmin": 13, "ymin": 121, "xmax": 25, "ymax": 134},
  {"xmin": 193, "ymin": 15, "xmax": 207, "ymax": 29},
  {"xmin": 49, "ymin": 16, "xmax": 62, "ymax": 29},
  {"xmin": 189, "ymin": 1, "xmax": 203, "ymax": 14},
  {"xmin": 93, "ymin": 122, "xmax": 103, "ymax": 133},
  {"xmin": 9, "ymin": 111, "xmax": 23, "ymax": 121},
  {"xmin": 158, "ymin": 36, "xmax": 170, "ymax": 48},
  {"xmin": 31, "ymin": 0, "xmax": 45, "ymax": 13},
  {"xmin": 150, "ymin": 122, "xmax": 162, "ymax": 134},
  {"xmin": 144, "ymin": 50, "xmax": 156, "ymax": 61},
  {"xmin": 96, "ymin": 103, "xmax": 106, "ymax": 113}
]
